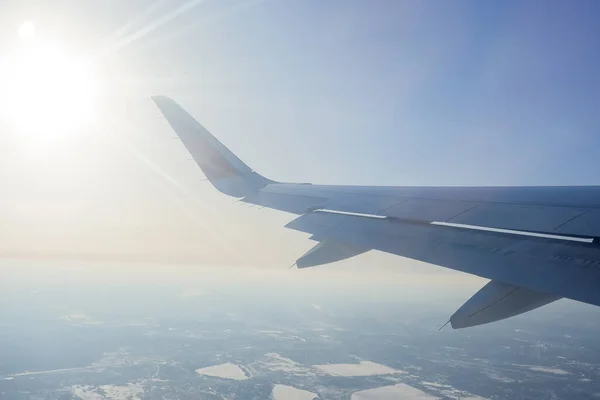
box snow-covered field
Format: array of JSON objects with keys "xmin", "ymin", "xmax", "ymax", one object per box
[
  {"xmin": 351, "ymin": 384, "xmax": 436, "ymax": 399},
  {"xmin": 314, "ymin": 361, "xmax": 402, "ymax": 377},
  {"xmin": 514, "ymin": 364, "xmax": 570, "ymax": 375},
  {"xmin": 195, "ymin": 363, "xmax": 248, "ymax": 380},
  {"xmin": 73, "ymin": 384, "xmax": 143, "ymax": 400},
  {"xmin": 271, "ymin": 384, "xmax": 317, "ymax": 400}
]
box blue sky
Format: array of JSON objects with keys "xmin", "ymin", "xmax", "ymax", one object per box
[
  {"xmin": 5, "ymin": 0, "xmax": 600, "ymax": 186},
  {"xmin": 101, "ymin": 0, "xmax": 600, "ymax": 187},
  {"xmin": 1, "ymin": 0, "xmax": 600, "ymax": 272}
]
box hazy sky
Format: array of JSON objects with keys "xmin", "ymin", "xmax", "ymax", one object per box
[
  {"xmin": 0, "ymin": 0, "xmax": 599, "ymax": 279},
  {"xmin": 109, "ymin": 0, "xmax": 600, "ymax": 186}
]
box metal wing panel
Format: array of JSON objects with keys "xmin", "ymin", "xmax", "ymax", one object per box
[
  {"xmin": 323, "ymin": 194, "xmax": 406, "ymax": 216},
  {"xmin": 245, "ymin": 190, "xmax": 327, "ymax": 214},
  {"xmin": 285, "ymin": 211, "xmax": 600, "ymax": 308},
  {"xmin": 263, "ymin": 183, "xmax": 600, "ymax": 237},
  {"xmin": 326, "ymin": 185, "xmax": 600, "ymax": 208},
  {"xmin": 555, "ymin": 209, "xmax": 600, "ymax": 237},
  {"xmin": 382, "ymin": 199, "xmax": 477, "ymax": 221},
  {"xmin": 259, "ymin": 184, "xmax": 405, "ymax": 215},
  {"xmin": 447, "ymin": 204, "xmax": 589, "ymax": 233}
]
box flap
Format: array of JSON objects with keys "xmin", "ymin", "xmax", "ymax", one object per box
[
  {"xmin": 296, "ymin": 240, "xmax": 368, "ymax": 268},
  {"xmin": 450, "ymin": 280, "xmax": 561, "ymax": 329}
]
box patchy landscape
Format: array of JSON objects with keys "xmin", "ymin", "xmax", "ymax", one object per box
[{"xmin": 1, "ymin": 275, "xmax": 599, "ymax": 399}]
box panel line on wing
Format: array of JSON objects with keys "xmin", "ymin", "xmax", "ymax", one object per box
[
  {"xmin": 316, "ymin": 209, "xmax": 388, "ymax": 219},
  {"xmin": 444, "ymin": 204, "xmax": 481, "ymax": 222},
  {"xmin": 375, "ymin": 201, "xmax": 407, "ymax": 216},
  {"xmin": 432, "ymin": 222, "xmax": 593, "ymax": 243},
  {"xmin": 466, "ymin": 286, "xmax": 520, "ymax": 319},
  {"xmin": 553, "ymin": 209, "xmax": 592, "ymax": 230}
]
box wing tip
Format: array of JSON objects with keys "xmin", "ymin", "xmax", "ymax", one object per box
[{"xmin": 151, "ymin": 95, "xmax": 175, "ymax": 106}]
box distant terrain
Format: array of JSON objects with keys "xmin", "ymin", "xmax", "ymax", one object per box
[{"xmin": 0, "ymin": 266, "xmax": 599, "ymax": 399}]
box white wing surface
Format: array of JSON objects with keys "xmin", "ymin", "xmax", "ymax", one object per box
[{"xmin": 153, "ymin": 95, "xmax": 600, "ymax": 328}]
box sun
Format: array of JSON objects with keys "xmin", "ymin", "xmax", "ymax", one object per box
[{"xmin": 0, "ymin": 21, "xmax": 101, "ymax": 136}]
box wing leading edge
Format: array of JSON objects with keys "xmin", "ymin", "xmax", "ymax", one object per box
[{"xmin": 152, "ymin": 95, "xmax": 600, "ymax": 329}]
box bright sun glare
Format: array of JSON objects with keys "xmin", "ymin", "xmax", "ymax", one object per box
[{"xmin": 0, "ymin": 21, "xmax": 100, "ymax": 135}]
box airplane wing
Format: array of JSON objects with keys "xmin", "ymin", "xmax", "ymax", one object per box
[{"xmin": 152, "ymin": 95, "xmax": 600, "ymax": 329}]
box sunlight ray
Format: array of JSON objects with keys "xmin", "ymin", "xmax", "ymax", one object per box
[
  {"xmin": 101, "ymin": 0, "xmax": 209, "ymax": 58},
  {"xmin": 108, "ymin": 0, "xmax": 170, "ymax": 42},
  {"xmin": 132, "ymin": 0, "xmax": 269, "ymax": 53}
]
